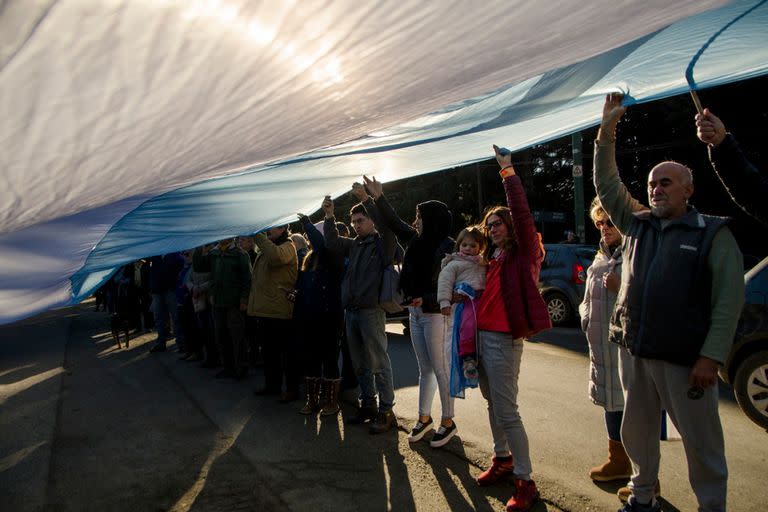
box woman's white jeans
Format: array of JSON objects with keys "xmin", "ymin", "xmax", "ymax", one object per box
[
  {"xmin": 477, "ymin": 331, "xmax": 532, "ymax": 480},
  {"xmin": 408, "ymin": 307, "xmax": 454, "ymax": 420}
]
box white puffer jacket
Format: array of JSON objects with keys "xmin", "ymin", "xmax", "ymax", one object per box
[
  {"xmin": 436, "ymin": 253, "xmax": 487, "ymax": 309},
  {"xmin": 579, "ymin": 242, "xmax": 624, "ymax": 411}
]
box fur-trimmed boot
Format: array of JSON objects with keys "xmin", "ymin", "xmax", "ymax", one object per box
[
  {"xmin": 319, "ymin": 378, "xmax": 341, "ymax": 416},
  {"xmin": 589, "ymin": 439, "xmax": 632, "ymax": 481},
  {"xmin": 299, "ymin": 377, "xmax": 321, "ymax": 415}
]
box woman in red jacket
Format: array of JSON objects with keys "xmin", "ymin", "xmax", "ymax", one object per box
[{"xmin": 473, "ymin": 145, "xmax": 551, "ymax": 512}]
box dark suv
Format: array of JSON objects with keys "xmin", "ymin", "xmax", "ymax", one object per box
[
  {"xmin": 720, "ymin": 255, "xmax": 768, "ymax": 430},
  {"xmin": 538, "ymin": 244, "xmax": 598, "ymax": 327}
]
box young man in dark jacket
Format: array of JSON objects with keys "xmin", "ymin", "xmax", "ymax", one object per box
[{"xmin": 323, "ymin": 182, "xmax": 398, "ymax": 434}]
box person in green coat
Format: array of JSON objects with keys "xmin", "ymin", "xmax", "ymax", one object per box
[{"xmin": 193, "ymin": 238, "xmax": 252, "ymax": 379}]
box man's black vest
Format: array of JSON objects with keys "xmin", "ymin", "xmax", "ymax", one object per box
[{"xmin": 608, "ymin": 207, "xmax": 729, "ymax": 367}]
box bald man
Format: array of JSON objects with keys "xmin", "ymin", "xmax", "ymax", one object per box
[{"xmin": 593, "ymin": 94, "xmax": 744, "ymax": 512}]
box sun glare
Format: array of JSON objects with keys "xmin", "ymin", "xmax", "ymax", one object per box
[{"xmin": 157, "ymin": 0, "xmax": 344, "ymax": 88}]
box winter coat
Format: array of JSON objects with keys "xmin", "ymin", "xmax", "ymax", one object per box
[
  {"xmin": 709, "ymin": 133, "xmax": 767, "ymax": 227},
  {"xmin": 324, "ymin": 199, "xmax": 396, "ymax": 310},
  {"xmin": 149, "ymin": 253, "xmax": 183, "ymax": 294},
  {"xmin": 374, "ymin": 194, "xmax": 453, "ymax": 314},
  {"xmin": 294, "ymin": 217, "xmax": 344, "ymax": 318},
  {"xmin": 497, "ymin": 175, "xmax": 551, "ymax": 338},
  {"xmin": 247, "ymin": 233, "xmax": 297, "ymax": 319},
  {"xmin": 192, "ymin": 245, "xmax": 251, "ymax": 308},
  {"xmin": 437, "ymin": 253, "xmax": 487, "ymax": 309},
  {"xmin": 185, "ymin": 268, "xmax": 212, "ymax": 313},
  {"xmin": 579, "ymin": 242, "xmax": 624, "ymax": 412}
]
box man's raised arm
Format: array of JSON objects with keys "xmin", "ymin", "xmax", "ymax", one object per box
[{"xmin": 593, "ymin": 93, "xmax": 645, "ymax": 234}]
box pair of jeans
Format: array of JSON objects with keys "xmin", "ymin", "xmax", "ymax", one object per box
[
  {"xmin": 212, "ymin": 306, "xmax": 246, "ymax": 373},
  {"xmin": 345, "ymin": 308, "xmax": 394, "ymax": 411},
  {"xmin": 152, "ymin": 290, "xmax": 178, "ymax": 346},
  {"xmin": 605, "ymin": 410, "xmax": 624, "ymax": 442},
  {"xmin": 408, "ymin": 307, "xmax": 454, "ymax": 419},
  {"xmin": 477, "ymin": 331, "xmax": 532, "ymax": 481},
  {"xmin": 195, "ymin": 309, "xmax": 217, "ymax": 363}
]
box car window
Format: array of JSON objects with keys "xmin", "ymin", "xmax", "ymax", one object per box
[
  {"xmin": 575, "ymin": 247, "xmax": 597, "ymax": 267},
  {"xmin": 542, "ymin": 248, "xmax": 558, "ymax": 269},
  {"xmin": 745, "ymin": 257, "xmax": 768, "ymax": 305}
]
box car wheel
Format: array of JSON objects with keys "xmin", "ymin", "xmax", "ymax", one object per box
[
  {"xmin": 544, "ymin": 291, "xmax": 572, "ymax": 327},
  {"xmin": 733, "ymin": 350, "xmax": 768, "ymax": 430}
]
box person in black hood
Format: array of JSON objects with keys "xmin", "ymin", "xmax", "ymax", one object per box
[{"xmin": 364, "ymin": 176, "xmax": 458, "ymax": 448}]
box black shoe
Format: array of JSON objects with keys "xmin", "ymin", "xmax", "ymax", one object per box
[
  {"xmin": 187, "ymin": 353, "xmax": 204, "ymax": 362},
  {"xmin": 369, "ymin": 410, "xmax": 397, "ymax": 434},
  {"xmin": 149, "ymin": 344, "xmax": 166, "ymax": 353},
  {"xmin": 215, "ymin": 369, "xmax": 235, "ymax": 379},
  {"xmin": 429, "ymin": 422, "xmax": 457, "ymax": 448},
  {"xmin": 346, "ymin": 406, "xmax": 378, "ymax": 425},
  {"xmin": 233, "ymin": 368, "xmax": 248, "ymax": 381},
  {"xmin": 407, "ymin": 418, "xmax": 434, "ymax": 443},
  {"xmin": 200, "ymin": 360, "xmax": 219, "ymax": 368}
]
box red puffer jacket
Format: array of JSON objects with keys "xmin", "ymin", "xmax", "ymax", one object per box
[{"xmin": 500, "ymin": 175, "xmax": 551, "ymax": 338}]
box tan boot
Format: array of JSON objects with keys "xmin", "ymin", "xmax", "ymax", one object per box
[
  {"xmin": 299, "ymin": 377, "xmax": 320, "ymax": 415},
  {"xmin": 320, "ymin": 378, "xmax": 341, "ymax": 416},
  {"xmin": 589, "ymin": 439, "xmax": 633, "ymax": 481}
]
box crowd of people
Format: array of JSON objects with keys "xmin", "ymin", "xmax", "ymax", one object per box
[{"xmin": 93, "ymin": 100, "xmax": 763, "ymax": 512}]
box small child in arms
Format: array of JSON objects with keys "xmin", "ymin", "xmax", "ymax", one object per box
[{"xmin": 437, "ymin": 227, "xmax": 486, "ymax": 383}]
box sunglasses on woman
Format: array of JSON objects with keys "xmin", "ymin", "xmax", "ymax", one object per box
[{"xmin": 486, "ymin": 219, "xmax": 505, "ymax": 229}]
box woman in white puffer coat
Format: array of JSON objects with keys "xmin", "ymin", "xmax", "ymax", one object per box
[{"xmin": 579, "ymin": 197, "xmax": 631, "ymax": 483}]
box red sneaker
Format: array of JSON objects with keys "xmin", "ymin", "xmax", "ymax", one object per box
[
  {"xmin": 476, "ymin": 456, "xmax": 514, "ymax": 486},
  {"xmin": 506, "ymin": 479, "xmax": 539, "ymax": 512}
]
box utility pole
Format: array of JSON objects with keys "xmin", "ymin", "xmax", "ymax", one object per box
[{"xmin": 572, "ymin": 132, "xmax": 585, "ymax": 242}]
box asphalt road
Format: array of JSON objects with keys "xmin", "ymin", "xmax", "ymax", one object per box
[{"xmin": 1, "ymin": 304, "xmax": 765, "ymax": 511}]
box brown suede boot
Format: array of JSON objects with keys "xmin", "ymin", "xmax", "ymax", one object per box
[
  {"xmin": 299, "ymin": 377, "xmax": 320, "ymax": 415},
  {"xmin": 319, "ymin": 378, "xmax": 341, "ymax": 416},
  {"xmin": 589, "ymin": 439, "xmax": 633, "ymax": 481}
]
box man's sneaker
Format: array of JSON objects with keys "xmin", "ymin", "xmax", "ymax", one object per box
[
  {"xmin": 407, "ymin": 418, "xmax": 434, "ymax": 443},
  {"xmin": 148, "ymin": 344, "xmax": 166, "ymax": 353},
  {"xmin": 618, "ymin": 481, "xmax": 661, "ymax": 503},
  {"xmin": 505, "ymin": 478, "xmax": 539, "ymax": 511},
  {"xmin": 429, "ymin": 422, "xmax": 457, "ymax": 448},
  {"xmin": 346, "ymin": 406, "xmax": 378, "ymax": 425},
  {"xmin": 477, "ymin": 456, "xmax": 514, "ymax": 486},
  {"xmin": 618, "ymin": 496, "xmax": 662, "ymax": 512},
  {"xmin": 369, "ymin": 410, "xmax": 397, "ymax": 434}
]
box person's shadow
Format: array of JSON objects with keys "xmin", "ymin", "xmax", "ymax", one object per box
[{"xmin": 409, "ymin": 434, "xmax": 554, "ymax": 511}]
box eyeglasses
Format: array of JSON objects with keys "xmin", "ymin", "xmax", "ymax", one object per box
[
  {"xmin": 486, "ymin": 219, "xmax": 504, "ymax": 229},
  {"xmin": 595, "ymin": 219, "xmax": 614, "ymax": 228}
]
